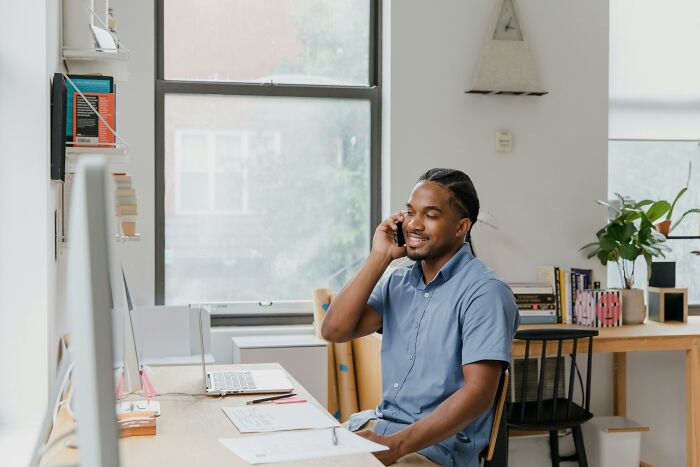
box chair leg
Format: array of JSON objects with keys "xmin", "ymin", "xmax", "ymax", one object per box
[
  {"xmin": 571, "ymin": 425, "xmax": 588, "ymax": 467},
  {"xmin": 548, "ymin": 430, "xmax": 560, "ymax": 467}
]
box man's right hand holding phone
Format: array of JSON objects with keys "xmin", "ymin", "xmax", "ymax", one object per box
[{"xmin": 372, "ymin": 211, "xmax": 408, "ymax": 261}]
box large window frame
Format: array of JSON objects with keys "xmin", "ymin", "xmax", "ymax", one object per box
[{"xmin": 154, "ymin": 0, "xmax": 382, "ymax": 305}]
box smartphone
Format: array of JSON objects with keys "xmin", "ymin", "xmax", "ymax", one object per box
[{"xmin": 394, "ymin": 221, "xmax": 406, "ymax": 247}]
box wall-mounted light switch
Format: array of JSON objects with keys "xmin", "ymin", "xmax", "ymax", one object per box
[{"xmin": 495, "ymin": 130, "xmax": 512, "ymax": 152}]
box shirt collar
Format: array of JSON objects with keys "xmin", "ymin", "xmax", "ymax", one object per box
[{"xmin": 407, "ymin": 243, "xmax": 474, "ymax": 287}]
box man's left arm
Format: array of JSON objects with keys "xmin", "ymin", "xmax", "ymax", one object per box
[{"xmin": 358, "ymin": 361, "xmax": 502, "ymax": 465}]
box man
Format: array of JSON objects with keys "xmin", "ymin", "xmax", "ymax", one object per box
[{"xmin": 322, "ymin": 168, "xmax": 520, "ymax": 467}]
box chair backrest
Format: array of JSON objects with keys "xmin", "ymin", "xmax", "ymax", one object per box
[
  {"xmin": 483, "ymin": 368, "xmax": 510, "ymax": 462},
  {"xmin": 513, "ymin": 328, "xmax": 598, "ymax": 424}
]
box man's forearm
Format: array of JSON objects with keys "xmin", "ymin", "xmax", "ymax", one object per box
[
  {"xmin": 393, "ymin": 381, "xmax": 495, "ymax": 456},
  {"xmin": 321, "ymin": 251, "xmax": 391, "ymax": 341}
]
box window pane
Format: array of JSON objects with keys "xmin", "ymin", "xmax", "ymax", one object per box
[
  {"xmin": 608, "ymin": 140, "xmax": 700, "ymax": 302},
  {"xmin": 164, "ymin": 0, "xmax": 370, "ymax": 85},
  {"xmin": 178, "ymin": 173, "xmax": 210, "ymax": 211},
  {"xmin": 214, "ymin": 172, "xmax": 245, "ymax": 211},
  {"xmin": 180, "ymin": 134, "xmax": 208, "ymax": 171},
  {"xmin": 164, "ymin": 94, "xmax": 371, "ymax": 303}
]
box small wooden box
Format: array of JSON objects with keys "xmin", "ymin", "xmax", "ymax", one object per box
[{"xmin": 648, "ymin": 287, "xmax": 688, "ymax": 323}]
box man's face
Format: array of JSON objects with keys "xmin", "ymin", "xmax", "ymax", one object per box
[{"xmin": 403, "ymin": 181, "xmax": 469, "ymax": 262}]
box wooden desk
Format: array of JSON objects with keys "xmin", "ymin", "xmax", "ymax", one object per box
[
  {"xmin": 515, "ymin": 318, "xmax": 700, "ymax": 467},
  {"xmin": 42, "ymin": 363, "xmax": 382, "ymax": 466}
]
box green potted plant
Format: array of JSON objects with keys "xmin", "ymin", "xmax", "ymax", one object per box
[
  {"xmin": 580, "ymin": 194, "xmax": 671, "ymax": 324},
  {"xmin": 656, "ymin": 162, "xmax": 700, "ymax": 236}
]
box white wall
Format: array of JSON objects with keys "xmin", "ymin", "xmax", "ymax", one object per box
[
  {"xmin": 0, "ymin": 0, "xmax": 61, "ymax": 464},
  {"xmin": 110, "ymin": 0, "xmax": 156, "ymax": 306},
  {"xmin": 385, "ymin": 0, "xmax": 609, "ymax": 280}
]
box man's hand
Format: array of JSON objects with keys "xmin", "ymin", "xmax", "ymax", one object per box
[
  {"xmin": 356, "ymin": 430, "xmax": 405, "ymax": 466},
  {"xmin": 372, "ymin": 212, "xmax": 408, "ymax": 262}
]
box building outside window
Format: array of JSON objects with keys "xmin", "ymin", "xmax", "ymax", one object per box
[{"xmin": 156, "ymin": 0, "xmax": 380, "ymax": 305}]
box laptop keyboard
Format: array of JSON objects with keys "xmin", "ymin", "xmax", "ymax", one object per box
[{"xmin": 210, "ymin": 370, "xmax": 257, "ymax": 392}]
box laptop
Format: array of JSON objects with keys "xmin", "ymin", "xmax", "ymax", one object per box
[{"xmin": 197, "ymin": 308, "xmax": 294, "ymax": 395}]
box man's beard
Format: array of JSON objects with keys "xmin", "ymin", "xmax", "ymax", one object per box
[{"xmin": 406, "ymin": 249, "xmax": 428, "ymax": 261}]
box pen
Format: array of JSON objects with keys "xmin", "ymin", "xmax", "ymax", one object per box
[
  {"xmin": 245, "ymin": 393, "xmax": 297, "ymax": 405},
  {"xmin": 331, "ymin": 426, "xmax": 338, "ymax": 446}
]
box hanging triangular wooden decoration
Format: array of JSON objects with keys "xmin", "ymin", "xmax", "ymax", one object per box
[{"xmin": 467, "ymin": 0, "xmax": 547, "ymax": 96}]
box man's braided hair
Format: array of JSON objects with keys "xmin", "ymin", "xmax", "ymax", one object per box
[{"xmin": 417, "ymin": 168, "xmax": 480, "ymax": 256}]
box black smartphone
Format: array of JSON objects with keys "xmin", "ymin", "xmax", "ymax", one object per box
[{"xmin": 395, "ymin": 221, "xmax": 406, "ymax": 247}]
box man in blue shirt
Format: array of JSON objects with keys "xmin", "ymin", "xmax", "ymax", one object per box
[{"xmin": 322, "ymin": 168, "xmax": 520, "ymax": 467}]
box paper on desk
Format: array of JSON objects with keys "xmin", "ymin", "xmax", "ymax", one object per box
[
  {"xmin": 219, "ymin": 427, "xmax": 388, "ymax": 464},
  {"xmin": 222, "ymin": 403, "xmax": 340, "ymax": 433}
]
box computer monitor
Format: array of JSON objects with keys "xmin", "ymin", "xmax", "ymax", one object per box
[{"xmin": 60, "ymin": 156, "xmax": 120, "ymax": 466}]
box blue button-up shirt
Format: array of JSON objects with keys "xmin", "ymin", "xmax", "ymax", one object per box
[{"xmin": 352, "ymin": 244, "xmax": 519, "ymax": 467}]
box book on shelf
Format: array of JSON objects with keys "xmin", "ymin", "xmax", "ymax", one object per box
[
  {"xmin": 112, "ymin": 172, "xmax": 137, "ymax": 236},
  {"xmin": 573, "ymin": 289, "xmax": 622, "ymax": 327},
  {"xmin": 73, "ymin": 92, "xmax": 115, "ymax": 147},
  {"xmin": 539, "ymin": 266, "xmax": 595, "ymax": 324},
  {"xmin": 65, "ymin": 75, "xmax": 114, "ymax": 144},
  {"xmin": 509, "ymin": 282, "xmax": 557, "ymax": 324},
  {"xmin": 116, "ymin": 205, "xmax": 138, "ymax": 216}
]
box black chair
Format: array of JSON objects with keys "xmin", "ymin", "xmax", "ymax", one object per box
[{"xmin": 507, "ymin": 328, "xmax": 598, "ymax": 467}]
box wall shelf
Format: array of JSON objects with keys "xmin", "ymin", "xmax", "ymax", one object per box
[
  {"xmin": 62, "ymin": 48, "xmax": 129, "ymax": 61},
  {"xmin": 66, "ymin": 144, "xmax": 128, "ymax": 157},
  {"xmin": 666, "ymin": 236, "xmax": 700, "ymax": 240},
  {"xmin": 116, "ymin": 234, "xmax": 141, "ymax": 243}
]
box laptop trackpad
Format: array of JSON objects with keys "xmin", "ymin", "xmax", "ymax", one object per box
[{"xmin": 253, "ymin": 370, "xmax": 294, "ymax": 391}]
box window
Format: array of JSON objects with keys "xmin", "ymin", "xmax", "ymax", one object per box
[
  {"xmin": 174, "ymin": 130, "xmax": 251, "ymax": 214},
  {"xmin": 156, "ymin": 0, "xmax": 380, "ymax": 305},
  {"xmin": 608, "ymin": 141, "xmax": 700, "ymax": 303},
  {"xmin": 609, "ymin": 0, "xmax": 700, "ymax": 303}
]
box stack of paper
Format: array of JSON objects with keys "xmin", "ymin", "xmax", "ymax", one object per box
[
  {"xmin": 219, "ymin": 403, "xmax": 388, "ymax": 463},
  {"xmin": 222, "ymin": 403, "xmax": 339, "ymax": 433},
  {"xmin": 219, "ymin": 427, "xmax": 388, "ymax": 464}
]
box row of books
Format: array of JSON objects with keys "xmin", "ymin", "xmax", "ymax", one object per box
[
  {"xmin": 114, "ymin": 173, "xmax": 137, "ymax": 236},
  {"xmin": 509, "ymin": 282, "xmax": 557, "ymax": 324},
  {"xmin": 537, "ymin": 266, "xmax": 597, "ymax": 324},
  {"xmin": 66, "ymin": 75, "xmax": 116, "ymax": 148}
]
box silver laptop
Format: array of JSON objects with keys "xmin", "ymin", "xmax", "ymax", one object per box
[{"xmin": 197, "ymin": 308, "xmax": 294, "ymax": 395}]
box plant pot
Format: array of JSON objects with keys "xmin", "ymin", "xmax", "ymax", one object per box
[
  {"xmin": 619, "ymin": 288, "xmax": 646, "ymax": 324},
  {"xmin": 656, "ymin": 219, "xmax": 671, "ymax": 237}
]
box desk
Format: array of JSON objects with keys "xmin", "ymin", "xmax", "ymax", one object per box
[
  {"xmin": 353, "ymin": 319, "xmax": 700, "ymax": 465},
  {"xmin": 42, "ymin": 363, "xmax": 382, "ymax": 466},
  {"xmin": 515, "ymin": 318, "xmax": 700, "ymax": 467}
]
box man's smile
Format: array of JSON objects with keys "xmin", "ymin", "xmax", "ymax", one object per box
[{"xmin": 406, "ymin": 232, "xmax": 428, "ymax": 248}]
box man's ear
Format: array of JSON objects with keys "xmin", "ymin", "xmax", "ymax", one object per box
[{"xmin": 456, "ymin": 218, "xmax": 471, "ymax": 238}]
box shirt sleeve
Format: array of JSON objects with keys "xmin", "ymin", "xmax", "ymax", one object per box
[
  {"xmin": 460, "ymin": 279, "xmax": 520, "ymax": 366},
  {"xmin": 367, "ymin": 273, "xmax": 389, "ymax": 319}
]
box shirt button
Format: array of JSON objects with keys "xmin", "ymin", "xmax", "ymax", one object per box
[
  {"xmin": 393, "ymin": 383, "xmax": 399, "ymax": 388},
  {"xmin": 393, "ymin": 411, "xmax": 397, "ymax": 415},
  {"xmin": 408, "ymin": 355, "xmax": 413, "ymax": 360},
  {"xmin": 424, "ymin": 293, "xmax": 430, "ymax": 298},
  {"xmin": 414, "ymin": 323, "xmax": 419, "ymax": 329}
]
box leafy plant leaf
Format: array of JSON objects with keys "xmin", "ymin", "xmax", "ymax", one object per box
[
  {"xmin": 669, "ymin": 208, "xmax": 700, "ymax": 233},
  {"xmin": 633, "ymin": 199, "xmax": 654, "ymax": 209},
  {"xmin": 620, "ymin": 243, "xmax": 640, "ymax": 261},
  {"xmin": 598, "ymin": 235, "xmax": 618, "ymax": 251},
  {"xmin": 645, "ymin": 200, "xmax": 671, "ymax": 223},
  {"xmin": 578, "ymin": 242, "xmax": 599, "ymax": 252},
  {"xmin": 667, "ymin": 187, "xmax": 687, "ymax": 221},
  {"xmin": 596, "ymin": 250, "xmax": 608, "ymax": 265}
]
